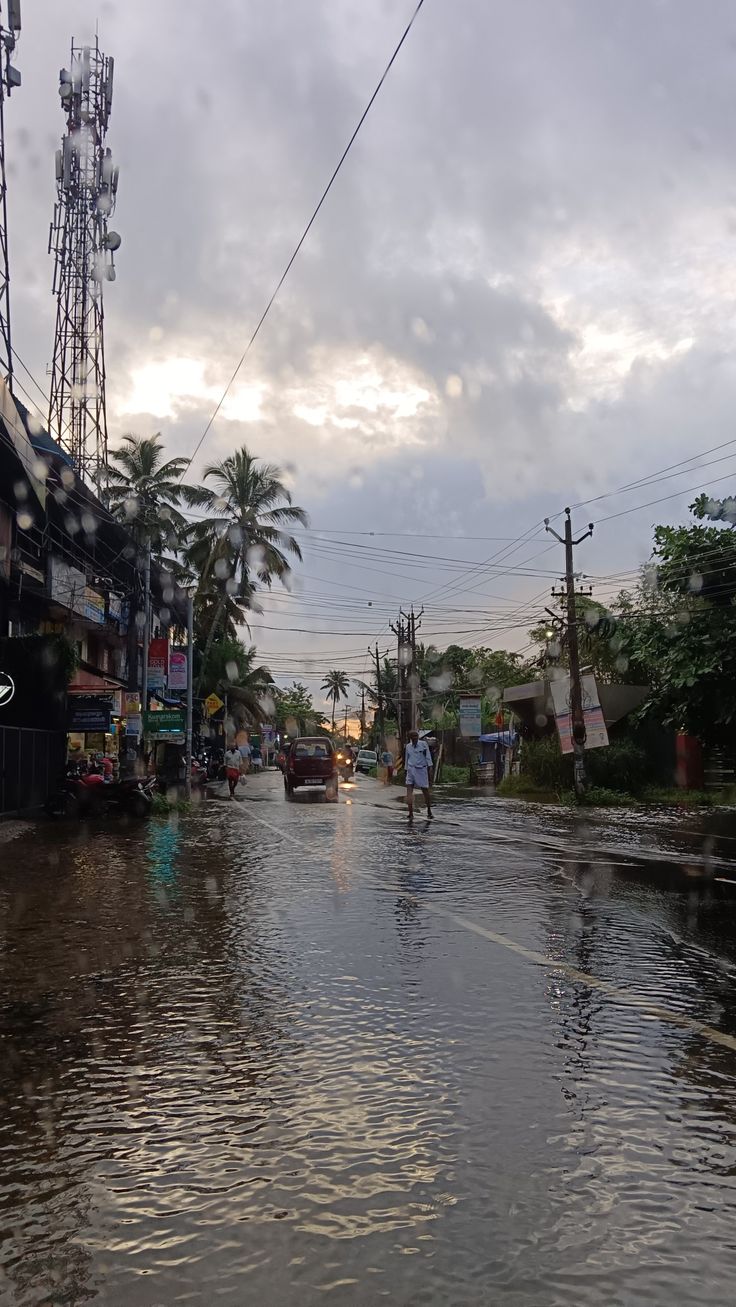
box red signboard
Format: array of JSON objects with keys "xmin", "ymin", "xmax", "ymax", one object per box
[{"xmin": 147, "ymin": 637, "xmax": 169, "ymax": 689}]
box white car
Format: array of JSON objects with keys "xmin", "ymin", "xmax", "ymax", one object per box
[{"xmin": 355, "ymin": 749, "xmax": 378, "ymax": 774}]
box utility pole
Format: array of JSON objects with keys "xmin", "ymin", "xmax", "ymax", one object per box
[
  {"xmin": 141, "ymin": 541, "xmax": 151, "ymax": 713},
  {"xmin": 343, "ymin": 701, "xmax": 349, "ymax": 742},
  {"xmin": 184, "ymin": 589, "xmax": 194, "ymax": 799},
  {"xmin": 373, "ymin": 643, "xmax": 384, "ymax": 750},
  {"xmin": 405, "ymin": 605, "xmax": 423, "ymax": 731},
  {"xmin": 545, "ymin": 509, "xmax": 594, "ymax": 799},
  {"xmin": 390, "ymin": 615, "xmax": 408, "ymax": 758},
  {"xmin": 360, "ymin": 686, "xmax": 365, "ymax": 746}
]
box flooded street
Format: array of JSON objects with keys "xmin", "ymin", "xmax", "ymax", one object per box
[{"xmin": 3, "ymin": 775, "xmax": 736, "ymax": 1305}]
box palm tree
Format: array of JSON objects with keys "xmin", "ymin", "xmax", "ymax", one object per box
[
  {"xmin": 102, "ymin": 433, "xmax": 190, "ymax": 562},
  {"xmin": 198, "ymin": 639, "xmax": 274, "ymax": 728},
  {"xmin": 321, "ymin": 669, "xmax": 350, "ymax": 732},
  {"xmin": 182, "ymin": 446, "xmax": 308, "ymax": 692},
  {"xmin": 101, "ymin": 434, "xmax": 190, "ymax": 689}
]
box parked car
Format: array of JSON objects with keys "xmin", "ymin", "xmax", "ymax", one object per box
[
  {"xmin": 355, "ymin": 748, "xmax": 378, "ymax": 775},
  {"xmin": 284, "ymin": 737, "xmax": 338, "ymax": 801}
]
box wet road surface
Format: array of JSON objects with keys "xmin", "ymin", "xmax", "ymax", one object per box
[{"xmin": 3, "ymin": 771, "xmax": 736, "ymax": 1304}]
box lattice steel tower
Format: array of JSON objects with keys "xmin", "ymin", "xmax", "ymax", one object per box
[
  {"xmin": 0, "ymin": 1, "xmax": 22, "ymax": 389},
  {"xmin": 48, "ymin": 38, "xmax": 120, "ymax": 483}
]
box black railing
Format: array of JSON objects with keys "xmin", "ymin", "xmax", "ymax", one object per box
[{"xmin": 0, "ymin": 725, "xmax": 66, "ymax": 815}]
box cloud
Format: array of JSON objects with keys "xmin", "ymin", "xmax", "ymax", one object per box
[{"xmin": 7, "ymin": 0, "xmax": 736, "ymax": 671}]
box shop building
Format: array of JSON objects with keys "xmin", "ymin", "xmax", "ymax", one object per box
[{"xmin": 0, "ymin": 381, "xmax": 186, "ymax": 813}]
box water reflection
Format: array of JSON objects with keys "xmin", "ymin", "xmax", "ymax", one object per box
[{"xmin": 4, "ymin": 797, "xmax": 736, "ymax": 1302}]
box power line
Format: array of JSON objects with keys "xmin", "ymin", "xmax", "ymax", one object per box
[{"xmin": 184, "ymin": 0, "xmax": 427, "ymax": 473}]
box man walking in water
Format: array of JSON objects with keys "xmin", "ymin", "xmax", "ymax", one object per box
[{"xmin": 404, "ymin": 729, "xmax": 433, "ymax": 821}]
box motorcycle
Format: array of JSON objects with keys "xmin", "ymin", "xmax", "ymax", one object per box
[{"xmin": 45, "ymin": 768, "xmax": 156, "ymax": 819}]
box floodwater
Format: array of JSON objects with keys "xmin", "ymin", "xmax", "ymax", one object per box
[{"xmin": 3, "ymin": 772, "xmax": 736, "ymax": 1305}]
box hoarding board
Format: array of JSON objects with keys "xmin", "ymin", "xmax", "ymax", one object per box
[
  {"xmin": 169, "ymin": 651, "xmax": 187, "ymax": 690},
  {"xmin": 147, "ymin": 637, "xmax": 169, "ymax": 690},
  {"xmin": 550, "ymin": 674, "xmax": 609, "ymax": 754},
  {"xmin": 459, "ymin": 695, "xmax": 482, "ymax": 738}
]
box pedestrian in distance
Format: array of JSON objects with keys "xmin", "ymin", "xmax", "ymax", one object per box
[
  {"xmin": 239, "ymin": 737, "xmax": 252, "ymax": 774},
  {"xmin": 224, "ymin": 745, "xmax": 242, "ymax": 799},
  {"xmin": 403, "ymin": 729, "xmax": 433, "ymax": 821}
]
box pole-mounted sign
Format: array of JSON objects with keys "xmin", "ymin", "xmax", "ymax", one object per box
[{"xmin": 0, "ymin": 670, "xmax": 15, "ymax": 707}]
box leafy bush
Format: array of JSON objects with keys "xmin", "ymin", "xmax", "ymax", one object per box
[
  {"xmin": 440, "ymin": 764, "xmax": 470, "ymax": 784},
  {"xmin": 519, "ymin": 737, "xmax": 573, "ymax": 790},
  {"xmin": 585, "ymin": 739, "xmax": 649, "ymax": 795},
  {"xmin": 497, "ymin": 774, "xmax": 545, "ymax": 797},
  {"xmin": 520, "ymin": 734, "xmax": 651, "ymax": 796}
]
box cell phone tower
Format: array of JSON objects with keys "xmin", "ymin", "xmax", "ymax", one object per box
[
  {"xmin": 0, "ymin": 0, "xmax": 22, "ymax": 390},
  {"xmin": 48, "ymin": 38, "xmax": 120, "ymax": 484}
]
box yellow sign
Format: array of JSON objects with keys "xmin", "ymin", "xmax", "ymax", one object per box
[{"xmin": 205, "ymin": 692, "xmax": 225, "ymax": 717}]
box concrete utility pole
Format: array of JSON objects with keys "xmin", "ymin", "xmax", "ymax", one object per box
[
  {"xmin": 390, "ymin": 615, "xmax": 408, "ymax": 757},
  {"xmin": 545, "ymin": 509, "xmax": 594, "ymax": 799},
  {"xmin": 184, "ymin": 589, "xmax": 194, "ymax": 799},
  {"xmin": 141, "ymin": 541, "xmax": 151, "ymax": 712},
  {"xmin": 405, "ymin": 605, "xmax": 423, "ymax": 732},
  {"xmin": 373, "ymin": 643, "xmax": 385, "ymax": 750},
  {"xmin": 360, "ymin": 686, "xmax": 365, "ymax": 746}
]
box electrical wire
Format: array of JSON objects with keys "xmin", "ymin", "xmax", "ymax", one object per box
[{"xmin": 184, "ymin": 0, "xmax": 427, "ymax": 472}]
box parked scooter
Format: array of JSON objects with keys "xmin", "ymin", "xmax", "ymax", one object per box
[{"xmin": 45, "ymin": 766, "xmax": 156, "ymax": 819}]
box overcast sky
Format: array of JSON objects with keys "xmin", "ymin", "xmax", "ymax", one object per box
[{"xmin": 10, "ymin": 0, "xmax": 736, "ymax": 700}]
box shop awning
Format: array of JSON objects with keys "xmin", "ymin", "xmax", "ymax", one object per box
[{"xmin": 67, "ymin": 668, "xmax": 125, "ymax": 694}]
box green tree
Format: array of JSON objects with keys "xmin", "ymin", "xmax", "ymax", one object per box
[
  {"xmin": 321, "ymin": 669, "xmax": 350, "ymax": 732},
  {"xmin": 183, "ymin": 447, "xmax": 308, "ymax": 692},
  {"xmin": 612, "ymin": 509, "xmax": 736, "ymax": 743},
  {"xmin": 102, "ymin": 433, "xmax": 190, "ymax": 560},
  {"xmin": 273, "ymin": 682, "xmax": 327, "ymax": 736},
  {"xmin": 101, "ymin": 433, "xmax": 191, "ymax": 689},
  {"xmin": 528, "ymin": 598, "xmax": 633, "ymax": 684}
]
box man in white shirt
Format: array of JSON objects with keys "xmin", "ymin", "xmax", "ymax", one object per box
[
  {"xmin": 403, "ymin": 730, "xmax": 433, "ymax": 821},
  {"xmin": 224, "ymin": 746, "xmax": 242, "ymax": 799}
]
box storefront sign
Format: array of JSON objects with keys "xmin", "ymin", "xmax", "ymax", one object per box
[
  {"xmin": 108, "ymin": 594, "xmax": 124, "ymax": 625},
  {"xmin": 67, "ymin": 695, "xmax": 112, "ymax": 733},
  {"xmin": 169, "ymin": 651, "xmax": 188, "ymax": 690},
  {"xmin": 550, "ymin": 673, "xmax": 609, "ymax": 754},
  {"xmin": 0, "ymin": 670, "xmax": 15, "ymax": 707},
  {"xmin": 459, "ymin": 695, "xmax": 482, "ymax": 738},
  {"xmin": 142, "ymin": 709, "xmax": 184, "ymax": 734},
  {"xmin": 147, "ymin": 637, "xmax": 169, "ymax": 689}
]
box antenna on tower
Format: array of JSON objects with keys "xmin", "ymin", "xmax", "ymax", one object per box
[
  {"xmin": 48, "ymin": 35, "xmax": 121, "ymax": 485},
  {"xmin": 0, "ymin": 0, "xmax": 21, "ymax": 391}
]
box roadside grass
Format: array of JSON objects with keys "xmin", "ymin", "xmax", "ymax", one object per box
[
  {"xmin": 151, "ymin": 793, "xmax": 192, "ymax": 816},
  {"xmin": 497, "ymin": 774, "xmax": 725, "ymax": 808}
]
